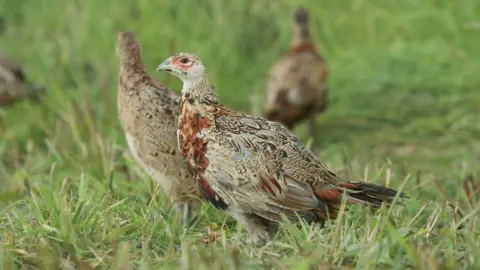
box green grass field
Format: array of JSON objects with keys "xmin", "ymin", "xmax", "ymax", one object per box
[{"xmin": 1, "ymin": 0, "xmax": 480, "ymax": 268}]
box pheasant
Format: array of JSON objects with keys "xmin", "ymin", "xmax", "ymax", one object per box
[
  {"xmin": 156, "ymin": 53, "xmax": 407, "ymax": 245},
  {"xmin": 116, "ymin": 31, "xmax": 200, "ymax": 222},
  {"xmin": 0, "ymin": 50, "xmax": 45, "ymax": 106},
  {"xmin": 264, "ymin": 7, "xmax": 328, "ymax": 138}
]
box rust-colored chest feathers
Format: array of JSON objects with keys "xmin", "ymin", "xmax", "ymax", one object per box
[
  {"xmin": 178, "ymin": 97, "xmax": 212, "ymax": 173},
  {"xmin": 178, "ymin": 97, "xmax": 228, "ymax": 209}
]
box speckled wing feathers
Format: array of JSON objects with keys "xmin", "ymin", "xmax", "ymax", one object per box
[
  {"xmin": 201, "ymin": 109, "xmax": 405, "ymax": 224},
  {"xmin": 201, "ymin": 109, "xmax": 338, "ymax": 221}
]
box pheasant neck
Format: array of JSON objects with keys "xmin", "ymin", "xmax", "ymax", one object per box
[
  {"xmin": 182, "ymin": 74, "xmax": 219, "ymax": 106},
  {"xmin": 292, "ymin": 24, "xmax": 314, "ymax": 47},
  {"xmin": 119, "ymin": 54, "xmax": 147, "ymax": 88}
]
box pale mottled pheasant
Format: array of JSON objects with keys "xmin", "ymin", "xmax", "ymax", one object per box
[
  {"xmin": 116, "ymin": 32, "xmax": 199, "ymax": 221},
  {"xmin": 0, "ymin": 50, "xmax": 45, "ymax": 106},
  {"xmin": 264, "ymin": 7, "xmax": 328, "ymax": 138},
  {"xmin": 156, "ymin": 53, "xmax": 407, "ymax": 245}
]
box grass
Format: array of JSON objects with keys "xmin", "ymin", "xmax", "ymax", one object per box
[{"xmin": 1, "ymin": 0, "xmax": 479, "ymax": 268}]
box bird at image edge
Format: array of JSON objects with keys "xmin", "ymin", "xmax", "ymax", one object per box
[{"xmin": 0, "ymin": 51, "xmax": 46, "ymax": 106}]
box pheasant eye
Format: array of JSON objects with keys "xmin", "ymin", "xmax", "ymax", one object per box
[{"xmin": 180, "ymin": 57, "xmax": 189, "ymax": 64}]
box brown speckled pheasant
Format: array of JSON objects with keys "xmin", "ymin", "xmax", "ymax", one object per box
[
  {"xmin": 0, "ymin": 50, "xmax": 45, "ymax": 106},
  {"xmin": 116, "ymin": 32, "xmax": 199, "ymax": 221},
  {"xmin": 264, "ymin": 7, "xmax": 328, "ymax": 138},
  {"xmin": 156, "ymin": 53, "xmax": 407, "ymax": 245}
]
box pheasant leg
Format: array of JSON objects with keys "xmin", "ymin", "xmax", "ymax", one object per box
[
  {"xmin": 176, "ymin": 202, "xmax": 192, "ymax": 226},
  {"xmin": 230, "ymin": 210, "xmax": 278, "ymax": 246}
]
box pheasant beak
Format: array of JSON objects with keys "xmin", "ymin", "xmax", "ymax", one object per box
[{"xmin": 156, "ymin": 59, "xmax": 173, "ymax": 72}]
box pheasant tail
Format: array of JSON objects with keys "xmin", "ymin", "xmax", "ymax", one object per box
[{"xmin": 314, "ymin": 182, "xmax": 406, "ymax": 220}]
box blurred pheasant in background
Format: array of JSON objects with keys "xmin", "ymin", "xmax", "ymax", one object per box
[
  {"xmin": 264, "ymin": 7, "xmax": 328, "ymax": 138},
  {"xmin": 157, "ymin": 53, "xmax": 407, "ymax": 245},
  {"xmin": 116, "ymin": 31, "xmax": 200, "ymax": 222},
  {"xmin": 0, "ymin": 51, "xmax": 46, "ymax": 106}
]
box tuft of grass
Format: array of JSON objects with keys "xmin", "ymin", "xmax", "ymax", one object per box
[{"xmin": 1, "ymin": 0, "xmax": 479, "ymax": 268}]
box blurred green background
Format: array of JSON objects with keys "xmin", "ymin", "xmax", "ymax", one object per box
[{"xmin": 0, "ymin": 0, "xmax": 479, "ymax": 269}]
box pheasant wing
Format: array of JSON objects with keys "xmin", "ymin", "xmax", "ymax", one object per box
[{"xmin": 201, "ymin": 112, "xmax": 319, "ymax": 222}]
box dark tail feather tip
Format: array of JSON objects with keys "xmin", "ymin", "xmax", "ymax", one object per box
[{"xmin": 344, "ymin": 182, "xmax": 408, "ymax": 206}]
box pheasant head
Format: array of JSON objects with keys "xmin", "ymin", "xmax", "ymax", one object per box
[
  {"xmin": 156, "ymin": 53, "xmax": 217, "ymax": 104},
  {"xmin": 156, "ymin": 53, "xmax": 206, "ymax": 84},
  {"xmin": 291, "ymin": 7, "xmax": 313, "ymax": 47},
  {"xmin": 294, "ymin": 7, "xmax": 309, "ymax": 25}
]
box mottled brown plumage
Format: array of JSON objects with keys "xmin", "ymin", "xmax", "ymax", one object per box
[
  {"xmin": 0, "ymin": 51, "xmax": 45, "ymax": 106},
  {"xmin": 116, "ymin": 32, "xmax": 200, "ymax": 220},
  {"xmin": 264, "ymin": 7, "xmax": 328, "ymax": 137},
  {"xmin": 157, "ymin": 53, "xmax": 407, "ymax": 245}
]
